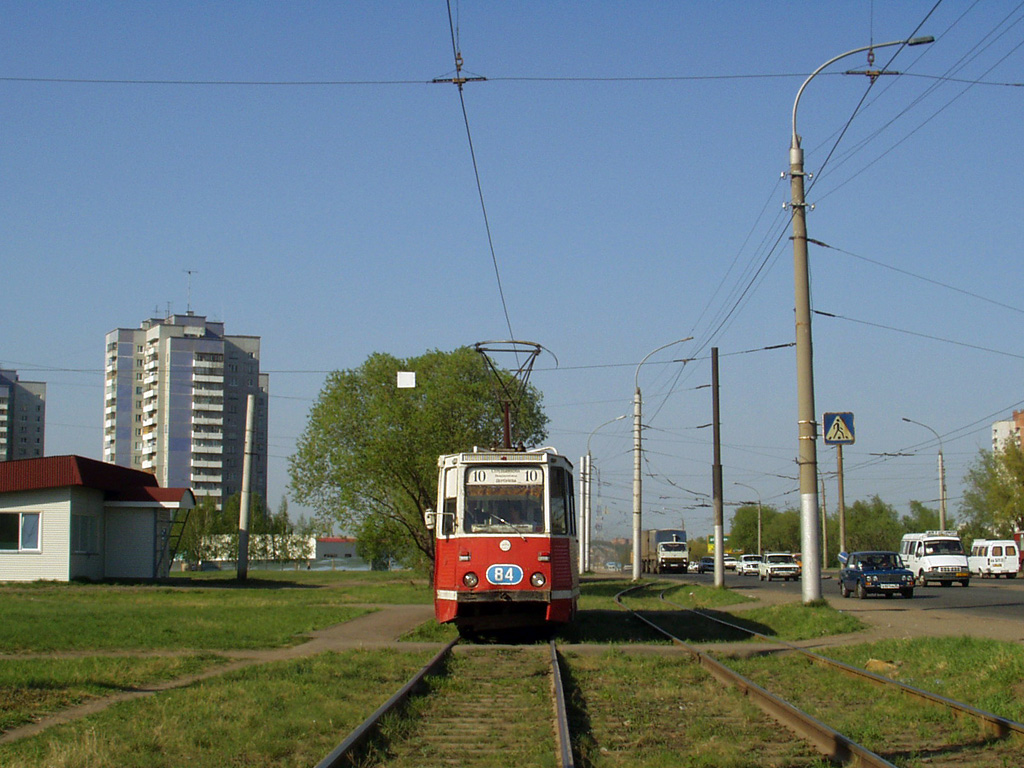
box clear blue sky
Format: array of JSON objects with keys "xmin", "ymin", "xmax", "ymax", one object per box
[{"xmin": 4, "ymin": 2, "xmax": 1023, "ymax": 541}]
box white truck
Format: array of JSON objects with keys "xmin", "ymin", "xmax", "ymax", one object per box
[
  {"xmin": 641, "ymin": 529, "xmax": 688, "ymax": 574},
  {"xmin": 900, "ymin": 531, "xmax": 970, "ymax": 587},
  {"xmin": 758, "ymin": 552, "xmax": 801, "ymax": 582}
]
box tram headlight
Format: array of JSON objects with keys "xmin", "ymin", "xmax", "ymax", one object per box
[
  {"xmin": 462, "ymin": 572, "xmax": 479, "ymax": 588},
  {"xmin": 530, "ymin": 572, "xmax": 546, "ymax": 588}
]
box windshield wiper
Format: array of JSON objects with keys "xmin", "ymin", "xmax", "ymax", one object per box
[{"xmin": 488, "ymin": 514, "xmax": 527, "ymax": 541}]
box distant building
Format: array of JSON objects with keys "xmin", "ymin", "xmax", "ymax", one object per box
[
  {"xmin": 0, "ymin": 369, "xmax": 46, "ymax": 461},
  {"xmin": 992, "ymin": 410, "xmax": 1024, "ymax": 452},
  {"xmin": 0, "ymin": 455, "xmax": 194, "ymax": 581},
  {"xmin": 103, "ymin": 313, "xmax": 269, "ymax": 506}
]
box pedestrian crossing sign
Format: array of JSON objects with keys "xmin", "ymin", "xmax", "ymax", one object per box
[{"xmin": 823, "ymin": 412, "xmax": 855, "ymax": 445}]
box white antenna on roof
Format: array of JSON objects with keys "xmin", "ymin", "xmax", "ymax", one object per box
[{"xmin": 184, "ymin": 269, "xmax": 198, "ymax": 314}]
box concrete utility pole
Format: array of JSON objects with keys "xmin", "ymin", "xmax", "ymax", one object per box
[
  {"xmin": 789, "ymin": 35, "xmax": 933, "ymax": 603},
  {"xmin": 583, "ymin": 414, "xmax": 627, "ymax": 574},
  {"xmin": 632, "ymin": 338, "xmax": 692, "ymax": 582},
  {"xmin": 237, "ymin": 393, "xmax": 255, "ymax": 581},
  {"xmin": 903, "ymin": 417, "xmax": 948, "ymax": 529},
  {"xmin": 711, "ymin": 348, "xmax": 725, "ymax": 588}
]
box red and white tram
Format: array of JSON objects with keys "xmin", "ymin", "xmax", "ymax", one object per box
[{"xmin": 429, "ymin": 447, "xmax": 579, "ymax": 638}]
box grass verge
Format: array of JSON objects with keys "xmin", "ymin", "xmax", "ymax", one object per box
[
  {"xmin": 0, "ymin": 649, "xmax": 434, "ymax": 768},
  {"xmin": 0, "ymin": 654, "xmax": 224, "ymax": 733}
]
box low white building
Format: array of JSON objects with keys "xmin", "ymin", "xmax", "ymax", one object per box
[{"xmin": 0, "ymin": 455, "xmax": 194, "ymax": 582}]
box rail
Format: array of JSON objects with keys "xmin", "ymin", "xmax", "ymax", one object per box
[
  {"xmin": 615, "ymin": 585, "xmax": 899, "ymax": 767},
  {"xmin": 315, "ymin": 638, "xmax": 575, "ymax": 768},
  {"xmin": 313, "ymin": 639, "xmax": 457, "ymax": 768},
  {"xmin": 659, "ymin": 591, "xmax": 1024, "ymax": 744}
]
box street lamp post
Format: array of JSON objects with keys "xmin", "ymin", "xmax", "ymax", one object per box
[
  {"xmin": 582, "ymin": 414, "xmax": 627, "ymax": 574},
  {"xmin": 902, "ymin": 417, "xmax": 947, "ymax": 529},
  {"xmin": 734, "ymin": 482, "xmax": 762, "ymax": 556},
  {"xmin": 790, "ymin": 35, "xmax": 933, "ymax": 603},
  {"xmin": 632, "ymin": 337, "xmax": 693, "ymax": 581}
]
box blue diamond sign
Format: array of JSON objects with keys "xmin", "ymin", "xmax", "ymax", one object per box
[{"xmin": 823, "ymin": 412, "xmax": 855, "ymax": 445}]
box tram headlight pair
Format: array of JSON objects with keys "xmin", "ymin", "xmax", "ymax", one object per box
[
  {"xmin": 463, "ymin": 572, "xmax": 479, "ymax": 588},
  {"xmin": 530, "ymin": 572, "xmax": 546, "ymax": 588}
]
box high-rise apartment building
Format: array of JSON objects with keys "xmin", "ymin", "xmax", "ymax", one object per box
[
  {"xmin": 0, "ymin": 369, "xmax": 46, "ymax": 461},
  {"xmin": 992, "ymin": 410, "xmax": 1024, "ymax": 452},
  {"xmin": 103, "ymin": 313, "xmax": 269, "ymax": 505}
]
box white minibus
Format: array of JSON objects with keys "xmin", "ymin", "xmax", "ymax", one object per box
[{"xmin": 899, "ymin": 531, "xmax": 970, "ymax": 587}]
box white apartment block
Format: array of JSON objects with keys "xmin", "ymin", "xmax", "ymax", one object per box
[
  {"xmin": 0, "ymin": 369, "xmax": 46, "ymax": 461},
  {"xmin": 103, "ymin": 313, "xmax": 269, "ymax": 505},
  {"xmin": 992, "ymin": 410, "xmax": 1024, "ymax": 452}
]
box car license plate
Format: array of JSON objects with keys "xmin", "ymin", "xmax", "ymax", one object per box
[{"xmin": 881, "ymin": 584, "xmax": 897, "ymax": 589}]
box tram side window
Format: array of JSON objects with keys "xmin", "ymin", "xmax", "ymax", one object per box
[
  {"xmin": 442, "ymin": 498, "xmax": 456, "ymax": 536},
  {"xmin": 550, "ymin": 467, "xmax": 569, "ymax": 534},
  {"xmin": 441, "ymin": 469, "xmax": 457, "ymax": 536}
]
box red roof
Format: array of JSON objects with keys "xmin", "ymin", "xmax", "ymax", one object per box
[{"xmin": 0, "ymin": 455, "xmax": 184, "ymax": 499}]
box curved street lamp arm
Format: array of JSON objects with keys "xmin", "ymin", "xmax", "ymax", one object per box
[
  {"xmin": 634, "ymin": 337, "xmax": 694, "ymax": 390},
  {"xmin": 792, "ymin": 37, "xmax": 934, "ymax": 148}
]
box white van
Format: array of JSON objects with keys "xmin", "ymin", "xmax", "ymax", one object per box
[
  {"xmin": 968, "ymin": 539, "xmax": 1020, "ymax": 579},
  {"xmin": 899, "ymin": 531, "xmax": 970, "ymax": 587}
]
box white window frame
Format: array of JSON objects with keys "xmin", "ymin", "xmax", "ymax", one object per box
[{"xmin": 0, "ymin": 511, "xmax": 41, "ymax": 552}]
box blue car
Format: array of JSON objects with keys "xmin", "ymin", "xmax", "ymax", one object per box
[{"xmin": 838, "ymin": 551, "xmax": 915, "ymax": 599}]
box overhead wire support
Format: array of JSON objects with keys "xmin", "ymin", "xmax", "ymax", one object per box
[{"xmin": 435, "ymin": 4, "xmax": 515, "ymax": 342}]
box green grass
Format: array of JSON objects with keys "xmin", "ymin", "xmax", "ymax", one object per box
[
  {"xmin": 727, "ymin": 639, "xmax": 1024, "ymax": 765},
  {"xmin": 167, "ymin": 567, "xmax": 433, "ymax": 603},
  {"xmin": 608, "ymin": 579, "xmax": 866, "ymax": 643},
  {"xmin": 0, "ymin": 654, "xmax": 223, "ymax": 733},
  {"xmin": 824, "ymin": 636, "xmax": 1024, "ymax": 723},
  {"xmin": 0, "ymin": 650, "xmax": 435, "ymax": 768},
  {"xmin": 0, "ymin": 569, "xmax": 435, "ymax": 653},
  {"xmin": 724, "ymin": 601, "xmax": 867, "ymax": 641},
  {"xmin": 564, "ymin": 648, "xmax": 827, "ymax": 767}
]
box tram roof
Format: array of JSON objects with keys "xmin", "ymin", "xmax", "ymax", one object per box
[{"xmin": 438, "ymin": 448, "xmax": 573, "ymax": 469}]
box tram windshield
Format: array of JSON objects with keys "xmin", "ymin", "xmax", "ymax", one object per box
[
  {"xmin": 464, "ymin": 485, "xmax": 544, "ymax": 533},
  {"xmin": 463, "ymin": 466, "xmax": 545, "ymax": 534}
]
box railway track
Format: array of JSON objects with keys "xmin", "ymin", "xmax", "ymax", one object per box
[
  {"xmin": 315, "ymin": 639, "xmax": 574, "ymax": 768},
  {"xmin": 616, "ymin": 583, "xmax": 1024, "ymax": 767},
  {"xmin": 313, "ymin": 584, "xmax": 1022, "ymax": 767}
]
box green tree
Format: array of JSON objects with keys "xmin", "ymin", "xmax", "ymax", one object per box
[
  {"xmin": 728, "ymin": 504, "xmax": 779, "ymax": 554},
  {"xmin": 900, "ymin": 500, "xmax": 949, "ymax": 533},
  {"xmin": 845, "ymin": 495, "xmax": 902, "ymax": 551},
  {"xmin": 761, "ymin": 508, "xmax": 800, "ymax": 552},
  {"xmin": 289, "ymin": 347, "xmax": 548, "ymax": 568},
  {"xmin": 961, "ymin": 440, "xmax": 1024, "ymax": 537}
]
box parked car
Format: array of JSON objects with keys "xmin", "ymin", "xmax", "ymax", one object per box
[
  {"xmin": 738, "ymin": 554, "xmax": 762, "ymax": 576},
  {"xmin": 696, "ymin": 556, "xmax": 714, "ymax": 574},
  {"xmin": 758, "ymin": 552, "xmax": 801, "ymax": 581},
  {"xmin": 723, "ymin": 554, "xmax": 738, "ymax": 571},
  {"xmin": 838, "ymin": 550, "xmax": 915, "ymax": 599}
]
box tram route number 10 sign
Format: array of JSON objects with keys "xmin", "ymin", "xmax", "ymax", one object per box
[{"xmin": 466, "ymin": 467, "xmax": 543, "ymax": 485}]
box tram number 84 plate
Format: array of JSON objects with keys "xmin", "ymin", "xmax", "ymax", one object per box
[{"xmin": 486, "ymin": 564, "xmax": 524, "ymax": 585}]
